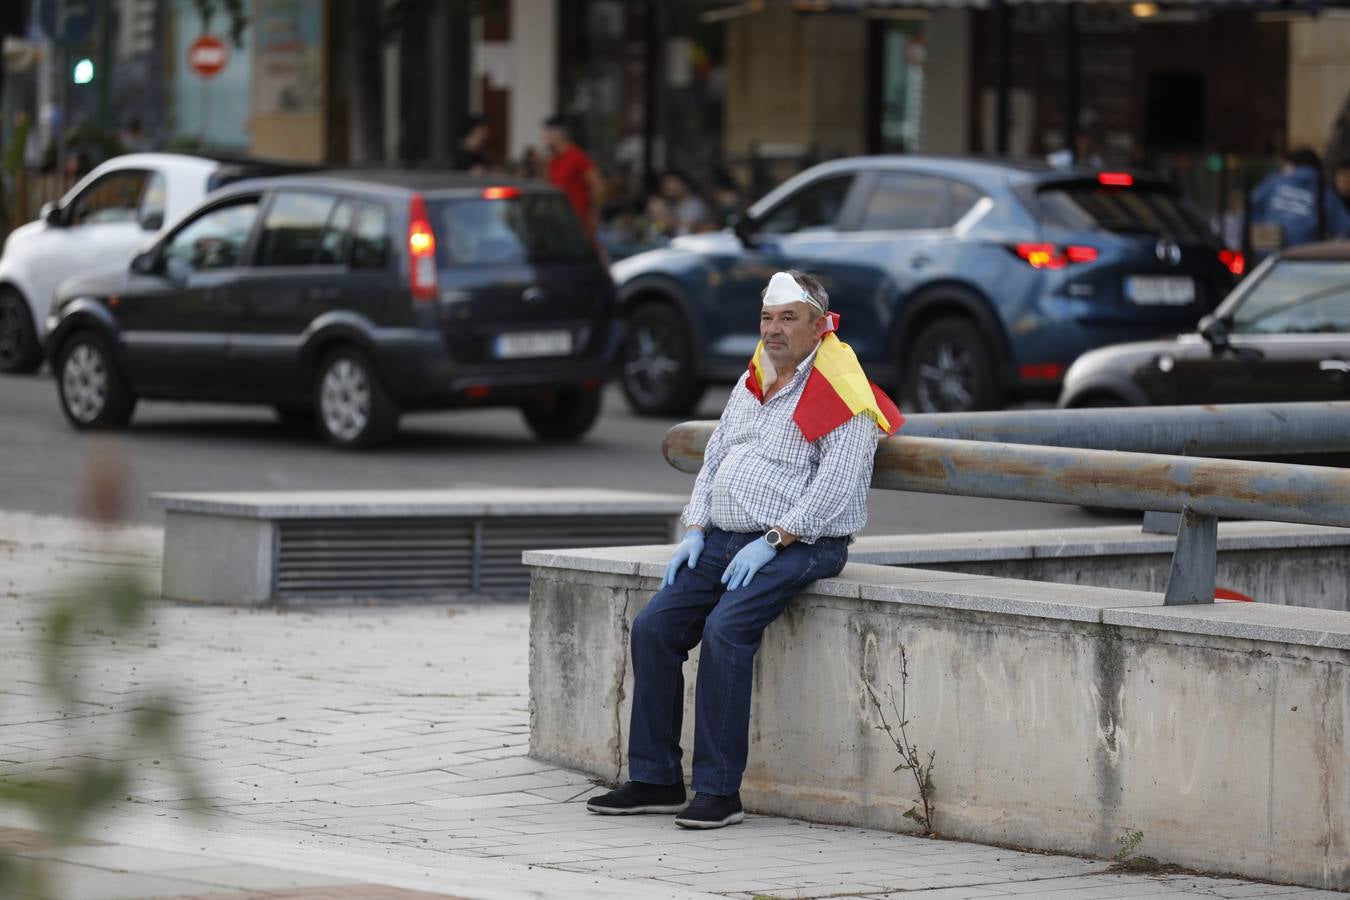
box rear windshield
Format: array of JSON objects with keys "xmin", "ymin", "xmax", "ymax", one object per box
[
  {"xmin": 1034, "ymin": 183, "xmax": 1213, "ymax": 242},
  {"xmin": 428, "ymin": 193, "xmax": 595, "ymax": 265}
]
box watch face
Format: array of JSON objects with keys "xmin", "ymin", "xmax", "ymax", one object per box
[{"xmin": 766, "ymin": 529, "xmax": 782, "ymax": 548}]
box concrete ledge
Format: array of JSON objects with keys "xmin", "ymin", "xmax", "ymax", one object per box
[
  {"xmin": 848, "ymin": 521, "xmax": 1350, "ymax": 611},
  {"xmin": 527, "ymin": 544, "xmax": 1350, "ymax": 890},
  {"xmin": 150, "ymin": 488, "xmax": 689, "ymax": 519},
  {"xmin": 156, "ymin": 489, "xmax": 685, "ymax": 605}
]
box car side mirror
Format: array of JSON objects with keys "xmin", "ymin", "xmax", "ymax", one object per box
[
  {"xmin": 140, "ymin": 212, "xmax": 164, "ymax": 231},
  {"xmin": 1198, "ymin": 315, "xmax": 1230, "ymax": 351},
  {"xmin": 130, "ymin": 250, "xmax": 161, "ymax": 276},
  {"xmin": 41, "ymin": 201, "xmax": 63, "ymax": 227},
  {"xmin": 729, "ymin": 212, "xmax": 757, "ymax": 248}
]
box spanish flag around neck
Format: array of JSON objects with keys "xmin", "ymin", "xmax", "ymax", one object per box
[{"xmin": 746, "ymin": 315, "xmax": 904, "ymax": 442}]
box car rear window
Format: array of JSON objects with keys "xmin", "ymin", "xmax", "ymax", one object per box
[
  {"xmin": 428, "ymin": 193, "xmax": 594, "ymax": 265},
  {"xmin": 1034, "ymin": 183, "xmax": 1213, "ymax": 242}
]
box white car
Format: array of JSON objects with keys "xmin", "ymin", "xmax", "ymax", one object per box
[{"xmin": 0, "ymin": 152, "xmax": 299, "ymax": 373}]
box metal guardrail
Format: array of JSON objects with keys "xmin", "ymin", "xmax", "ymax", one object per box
[
  {"xmin": 661, "ymin": 403, "xmax": 1350, "ymax": 607},
  {"xmin": 896, "ymin": 401, "xmax": 1350, "ymax": 457}
]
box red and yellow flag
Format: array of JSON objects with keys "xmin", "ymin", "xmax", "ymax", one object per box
[{"xmin": 746, "ymin": 332, "xmax": 903, "ymax": 441}]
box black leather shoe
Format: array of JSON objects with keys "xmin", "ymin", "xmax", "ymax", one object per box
[
  {"xmin": 586, "ymin": 780, "xmax": 687, "ymax": 815},
  {"xmin": 674, "ymin": 791, "xmax": 744, "ymax": 829}
]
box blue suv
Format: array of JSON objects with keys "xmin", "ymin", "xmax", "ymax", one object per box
[{"xmin": 612, "ymin": 156, "xmax": 1240, "ymax": 414}]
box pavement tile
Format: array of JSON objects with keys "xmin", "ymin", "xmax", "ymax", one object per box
[{"xmin": 2, "ymin": 512, "xmax": 1340, "ymax": 900}]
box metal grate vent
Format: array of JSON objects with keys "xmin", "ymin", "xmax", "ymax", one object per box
[{"xmin": 275, "ymin": 515, "xmax": 672, "ymax": 600}]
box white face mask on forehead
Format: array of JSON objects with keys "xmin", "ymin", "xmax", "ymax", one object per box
[{"xmin": 761, "ymin": 271, "xmax": 826, "ymax": 316}]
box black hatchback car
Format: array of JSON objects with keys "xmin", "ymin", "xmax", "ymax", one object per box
[
  {"xmin": 44, "ymin": 172, "xmax": 618, "ymax": 446},
  {"xmin": 612, "ymin": 156, "xmax": 1239, "ymax": 415},
  {"xmin": 1058, "ymin": 242, "xmax": 1350, "ymax": 407}
]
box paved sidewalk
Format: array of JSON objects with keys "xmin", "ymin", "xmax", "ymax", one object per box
[{"xmin": 1, "ymin": 510, "xmax": 1344, "ymax": 900}]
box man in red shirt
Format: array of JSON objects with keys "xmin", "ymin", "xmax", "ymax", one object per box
[{"xmin": 543, "ymin": 116, "xmax": 604, "ymax": 240}]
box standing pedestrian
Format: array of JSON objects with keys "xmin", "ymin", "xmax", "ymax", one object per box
[
  {"xmin": 454, "ymin": 116, "xmax": 495, "ymax": 174},
  {"xmin": 586, "ymin": 270, "xmax": 902, "ymax": 829},
  {"xmin": 542, "ymin": 115, "xmax": 604, "ymax": 239},
  {"xmin": 1249, "ymin": 148, "xmax": 1350, "ymax": 253}
]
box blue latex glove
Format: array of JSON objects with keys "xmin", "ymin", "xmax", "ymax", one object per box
[
  {"xmin": 720, "ymin": 537, "xmax": 778, "ymax": 591},
  {"xmin": 662, "ymin": 528, "xmax": 705, "ymax": 588}
]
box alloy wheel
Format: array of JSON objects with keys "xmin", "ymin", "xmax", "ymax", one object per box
[
  {"xmin": 622, "ymin": 321, "xmax": 681, "ymax": 406},
  {"xmin": 915, "ymin": 339, "xmax": 976, "ymax": 412},
  {"xmin": 62, "ymin": 343, "xmax": 109, "ymax": 423},
  {"xmin": 319, "ymin": 358, "xmax": 372, "ymax": 443}
]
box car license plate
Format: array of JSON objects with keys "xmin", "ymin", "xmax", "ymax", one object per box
[
  {"xmin": 494, "ymin": 330, "xmax": 573, "ymax": 359},
  {"xmin": 1125, "ymin": 276, "xmax": 1195, "ymax": 305}
]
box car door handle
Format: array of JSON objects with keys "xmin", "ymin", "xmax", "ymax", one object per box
[
  {"xmin": 307, "ymin": 286, "xmax": 339, "ymax": 302},
  {"xmin": 1319, "ymin": 359, "xmax": 1350, "ymax": 374},
  {"xmin": 910, "ymin": 254, "xmax": 933, "ymax": 269}
]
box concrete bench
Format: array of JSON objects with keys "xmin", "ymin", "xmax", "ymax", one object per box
[
  {"xmin": 152, "ymin": 488, "xmax": 685, "ymax": 605},
  {"xmin": 524, "ymin": 540, "xmax": 1350, "ymax": 891}
]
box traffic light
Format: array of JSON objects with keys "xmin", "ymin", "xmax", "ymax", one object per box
[{"xmin": 73, "ymin": 57, "xmax": 94, "ymax": 84}]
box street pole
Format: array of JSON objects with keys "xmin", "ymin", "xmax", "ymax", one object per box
[
  {"xmin": 993, "ymin": 0, "xmax": 1010, "ymax": 156},
  {"xmin": 1063, "ymin": 2, "xmax": 1079, "ymax": 164},
  {"xmin": 97, "ymin": 0, "xmax": 111, "ymax": 131}
]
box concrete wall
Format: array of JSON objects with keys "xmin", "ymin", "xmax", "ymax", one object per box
[
  {"xmin": 526, "ymin": 546, "xmax": 1350, "ymax": 890},
  {"xmin": 1288, "ymin": 20, "xmax": 1350, "ymax": 155},
  {"xmin": 919, "ymin": 10, "xmax": 971, "ymax": 155}
]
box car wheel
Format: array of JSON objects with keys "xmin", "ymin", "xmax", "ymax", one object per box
[
  {"xmin": 56, "ymin": 331, "xmax": 136, "ymax": 429},
  {"xmin": 313, "ymin": 348, "xmax": 399, "ymax": 448},
  {"xmin": 902, "ymin": 318, "xmax": 997, "ymax": 413},
  {"xmin": 0, "ymin": 287, "xmax": 43, "ymax": 374},
  {"xmin": 521, "ymin": 387, "xmax": 603, "ymax": 442},
  {"xmin": 620, "ymin": 304, "xmax": 704, "ymax": 416}
]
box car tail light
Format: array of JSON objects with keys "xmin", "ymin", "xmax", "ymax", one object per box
[
  {"xmin": 1098, "ymin": 172, "xmax": 1134, "ymax": 187},
  {"xmin": 1012, "ymin": 243, "xmax": 1099, "ymax": 270},
  {"xmin": 408, "ymin": 193, "xmax": 437, "ymax": 303},
  {"xmin": 1018, "ymin": 363, "xmax": 1064, "ymax": 381},
  {"xmin": 1218, "ymin": 249, "xmax": 1245, "ymax": 276},
  {"xmin": 483, "ymin": 186, "xmax": 520, "ymax": 200}
]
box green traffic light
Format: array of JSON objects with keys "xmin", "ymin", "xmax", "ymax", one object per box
[{"xmin": 73, "ymin": 58, "xmax": 94, "ymax": 84}]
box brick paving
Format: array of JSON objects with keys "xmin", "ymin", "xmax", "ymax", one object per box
[{"xmin": 1, "ymin": 510, "xmax": 1345, "ymax": 900}]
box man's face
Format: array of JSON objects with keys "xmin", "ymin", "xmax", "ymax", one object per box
[
  {"xmin": 760, "ymin": 301, "xmax": 825, "ymax": 372},
  {"xmin": 1336, "ymin": 169, "xmax": 1350, "ymax": 198},
  {"xmin": 542, "ymin": 126, "xmax": 564, "ymax": 153}
]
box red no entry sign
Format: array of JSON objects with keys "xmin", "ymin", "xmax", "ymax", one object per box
[{"xmin": 187, "ymin": 35, "xmax": 228, "ymax": 79}]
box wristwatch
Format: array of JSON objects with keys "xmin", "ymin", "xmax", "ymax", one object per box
[{"xmin": 764, "ymin": 528, "xmax": 786, "ymax": 550}]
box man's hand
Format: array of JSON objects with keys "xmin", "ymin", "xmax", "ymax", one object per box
[
  {"xmin": 720, "ymin": 538, "xmax": 777, "ymax": 591},
  {"xmin": 662, "ymin": 528, "xmax": 706, "ymax": 588}
]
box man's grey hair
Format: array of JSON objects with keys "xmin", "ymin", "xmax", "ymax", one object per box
[{"xmin": 762, "ymin": 269, "xmax": 829, "ymax": 315}]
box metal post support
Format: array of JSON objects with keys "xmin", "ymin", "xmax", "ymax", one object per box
[{"xmin": 1163, "ymin": 507, "xmax": 1218, "ymax": 605}]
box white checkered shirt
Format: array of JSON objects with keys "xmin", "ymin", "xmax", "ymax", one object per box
[{"xmin": 681, "ymin": 347, "xmax": 881, "ymax": 543}]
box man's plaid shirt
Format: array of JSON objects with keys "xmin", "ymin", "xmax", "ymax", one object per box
[{"xmin": 681, "ymin": 346, "xmax": 880, "ymax": 543}]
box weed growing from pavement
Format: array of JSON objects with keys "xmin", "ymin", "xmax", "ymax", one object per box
[
  {"xmin": 1111, "ymin": 829, "xmax": 1161, "ymax": 872},
  {"xmin": 865, "ymin": 643, "xmax": 937, "ymax": 835}
]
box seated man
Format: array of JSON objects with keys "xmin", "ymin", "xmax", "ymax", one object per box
[{"xmin": 587, "ymin": 269, "xmax": 901, "ymax": 829}]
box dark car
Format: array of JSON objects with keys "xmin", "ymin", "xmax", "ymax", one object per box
[
  {"xmin": 612, "ymin": 156, "xmax": 1241, "ymax": 415},
  {"xmin": 1058, "ymin": 242, "xmax": 1350, "ymax": 408},
  {"xmin": 44, "ymin": 171, "xmax": 618, "ymax": 447}
]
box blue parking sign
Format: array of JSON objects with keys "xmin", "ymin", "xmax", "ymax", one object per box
[{"xmin": 38, "ymin": 0, "xmax": 98, "ymax": 47}]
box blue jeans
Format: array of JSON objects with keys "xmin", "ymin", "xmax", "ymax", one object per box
[{"xmin": 627, "ymin": 528, "xmax": 849, "ymax": 795}]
